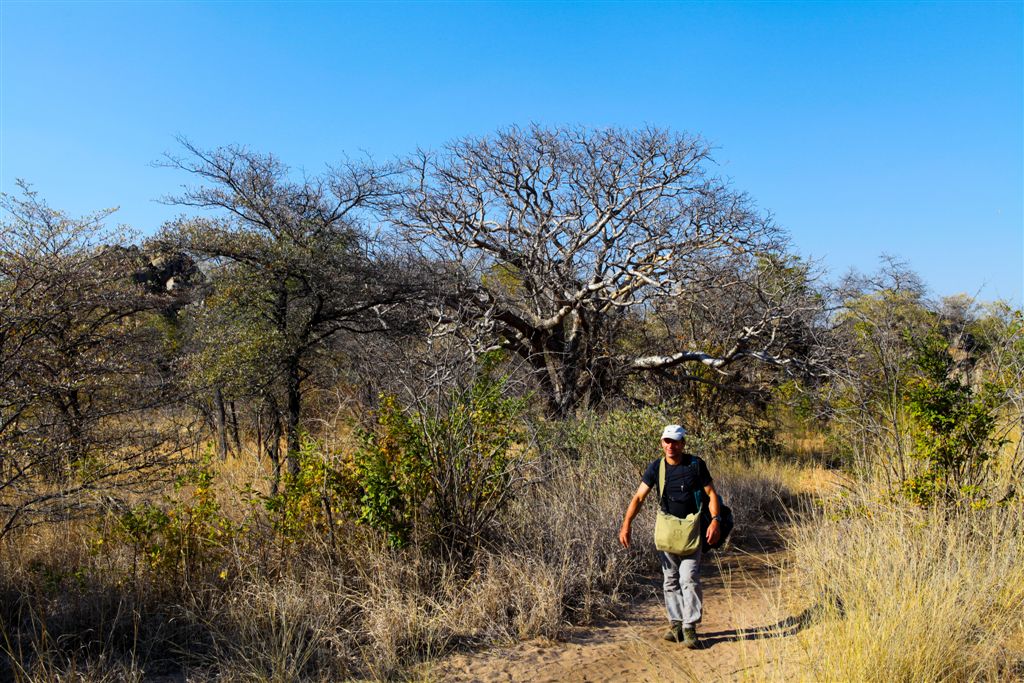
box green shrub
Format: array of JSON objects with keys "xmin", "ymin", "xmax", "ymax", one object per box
[
  {"xmin": 903, "ymin": 328, "xmax": 1005, "ymax": 504},
  {"xmin": 351, "ymin": 394, "xmax": 431, "ymax": 548},
  {"xmin": 546, "ymin": 405, "xmax": 669, "ymax": 468},
  {"xmin": 351, "ymin": 361, "xmax": 528, "ymax": 558},
  {"xmin": 106, "ymin": 458, "xmax": 234, "ymax": 582},
  {"xmin": 261, "ymin": 432, "xmax": 354, "ymax": 545}
]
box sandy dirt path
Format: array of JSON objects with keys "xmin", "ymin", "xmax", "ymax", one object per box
[{"xmin": 423, "ymin": 544, "xmax": 811, "ymax": 683}]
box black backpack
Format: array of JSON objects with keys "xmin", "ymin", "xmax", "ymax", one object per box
[{"xmin": 700, "ymin": 490, "xmax": 734, "ymax": 551}]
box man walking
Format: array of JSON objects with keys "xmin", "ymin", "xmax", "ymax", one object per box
[{"xmin": 618, "ymin": 424, "xmax": 722, "ymax": 648}]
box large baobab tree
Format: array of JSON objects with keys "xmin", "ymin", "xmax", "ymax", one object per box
[{"xmin": 390, "ymin": 125, "xmax": 812, "ymax": 415}]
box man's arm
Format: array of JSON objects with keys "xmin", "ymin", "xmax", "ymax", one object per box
[
  {"xmin": 619, "ymin": 482, "xmax": 652, "ymax": 548},
  {"xmin": 704, "ymin": 482, "xmax": 722, "ymax": 545}
]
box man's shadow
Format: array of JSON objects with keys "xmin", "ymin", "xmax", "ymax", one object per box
[{"xmin": 697, "ymin": 603, "xmax": 823, "ymax": 649}]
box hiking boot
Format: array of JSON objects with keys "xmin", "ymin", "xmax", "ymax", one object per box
[
  {"xmin": 662, "ymin": 621, "xmax": 683, "ymax": 642},
  {"xmin": 681, "ymin": 626, "xmax": 701, "ymax": 649}
]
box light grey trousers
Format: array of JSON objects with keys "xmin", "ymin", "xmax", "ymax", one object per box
[{"xmin": 659, "ymin": 547, "xmax": 703, "ymax": 627}]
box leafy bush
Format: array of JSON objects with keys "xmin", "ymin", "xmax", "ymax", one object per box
[
  {"xmin": 563, "ymin": 405, "xmax": 670, "ymax": 466},
  {"xmin": 351, "ymin": 394, "xmax": 431, "ymax": 548},
  {"xmin": 107, "ymin": 458, "xmax": 235, "ymax": 582},
  {"xmin": 261, "ymin": 433, "xmax": 354, "ymax": 546},
  {"xmin": 351, "ymin": 363, "xmax": 529, "ymax": 559},
  {"xmin": 903, "ymin": 329, "xmax": 1006, "ymax": 505}
]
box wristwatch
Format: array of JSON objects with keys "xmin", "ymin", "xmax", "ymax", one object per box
[{"xmin": 711, "ymin": 515, "xmax": 722, "ymax": 522}]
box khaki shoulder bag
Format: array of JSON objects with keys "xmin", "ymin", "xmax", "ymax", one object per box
[{"xmin": 653, "ymin": 457, "xmax": 702, "ymax": 556}]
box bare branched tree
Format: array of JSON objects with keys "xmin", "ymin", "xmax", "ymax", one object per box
[
  {"xmin": 0, "ymin": 183, "xmax": 188, "ymax": 537},
  {"xmin": 157, "ymin": 140, "xmax": 427, "ymax": 484},
  {"xmin": 388, "ymin": 125, "xmax": 809, "ymax": 415},
  {"xmin": 641, "ymin": 251, "xmax": 830, "ymax": 431}
]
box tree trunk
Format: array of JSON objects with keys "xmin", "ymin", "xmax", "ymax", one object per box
[
  {"xmin": 255, "ymin": 405, "xmax": 264, "ymax": 463},
  {"xmin": 285, "ymin": 357, "xmax": 302, "ymax": 477},
  {"xmin": 265, "ymin": 396, "xmax": 283, "ymax": 496},
  {"xmin": 229, "ymin": 400, "xmax": 242, "ymax": 455},
  {"xmin": 213, "ymin": 385, "xmax": 228, "ymax": 460},
  {"xmin": 529, "ymin": 354, "xmax": 568, "ymax": 419}
]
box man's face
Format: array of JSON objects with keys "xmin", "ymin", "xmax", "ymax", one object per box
[{"xmin": 661, "ymin": 437, "xmax": 684, "ymax": 459}]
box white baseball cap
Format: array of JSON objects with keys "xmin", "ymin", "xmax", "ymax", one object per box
[{"xmin": 661, "ymin": 424, "xmax": 686, "ymax": 441}]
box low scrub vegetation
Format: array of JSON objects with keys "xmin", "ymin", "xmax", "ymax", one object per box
[{"xmin": 0, "ymin": 402, "xmax": 804, "ymax": 681}]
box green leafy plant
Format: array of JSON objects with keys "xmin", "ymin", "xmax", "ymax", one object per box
[
  {"xmin": 351, "ymin": 395, "xmax": 431, "ymax": 548},
  {"xmin": 351, "ymin": 358, "xmax": 529, "ymax": 557},
  {"xmin": 107, "ymin": 457, "xmax": 235, "ymax": 581},
  {"xmin": 902, "ymin": 329, "xmax": 1005, "ymax": 505},
  {"xmin": 262, "ymin": 432, "xmax": 356, "ymax": 545}
]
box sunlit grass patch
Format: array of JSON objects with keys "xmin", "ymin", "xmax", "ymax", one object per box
[{"xmin": 788, "ymin": 483, "xmax": 1024, "ymax": 681}]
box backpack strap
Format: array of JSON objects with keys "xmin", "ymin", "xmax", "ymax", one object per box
[
  {"xmin": 658, "ymin": 457, "xmax": 667, "ymax": 510},
  {"xmin": 690, "ymin": 456, "xmax": 703, "ymax": 511}
]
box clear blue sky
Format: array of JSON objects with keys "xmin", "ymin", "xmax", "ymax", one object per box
[{"xmin": 2, "ymin": 1, "xmax": 1021, "ymax": 304}]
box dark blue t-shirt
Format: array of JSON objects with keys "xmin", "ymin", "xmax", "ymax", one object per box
[{"xmin": 642, "ymin": 455, "xmax": 712, "ymax": 518}]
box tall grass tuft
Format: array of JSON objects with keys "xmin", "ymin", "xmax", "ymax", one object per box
[{"xmin": 789, "ymin": 486, "xmax": 1024, "ymax": 681}]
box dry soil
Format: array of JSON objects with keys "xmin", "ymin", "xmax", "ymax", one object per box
[{"xmin": 423, "ymin": 542, "xmax": 812, "ymax": 682}]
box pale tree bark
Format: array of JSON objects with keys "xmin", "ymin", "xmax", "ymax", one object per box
[{"xmin": 389, "ymin": 125, "xmax": 813, "ymax": 415}]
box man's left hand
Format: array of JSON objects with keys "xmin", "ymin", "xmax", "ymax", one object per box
[{"xmin": 706, "ymin": 519, "xmax": 720, "ymax": 546}]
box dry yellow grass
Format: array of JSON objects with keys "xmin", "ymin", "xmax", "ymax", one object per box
[
  {"xmin": 787, "ymin": 483, "xmax": 1024, "ymax": 681},
  {"xmin": 7, "ymin": 419, "xmax": 1020, "ymax": 682}
]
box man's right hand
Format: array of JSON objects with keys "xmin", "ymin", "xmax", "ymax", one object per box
[{"xmin": 620, "ymin": 483, "xmax": 649, "ymax": 550}]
